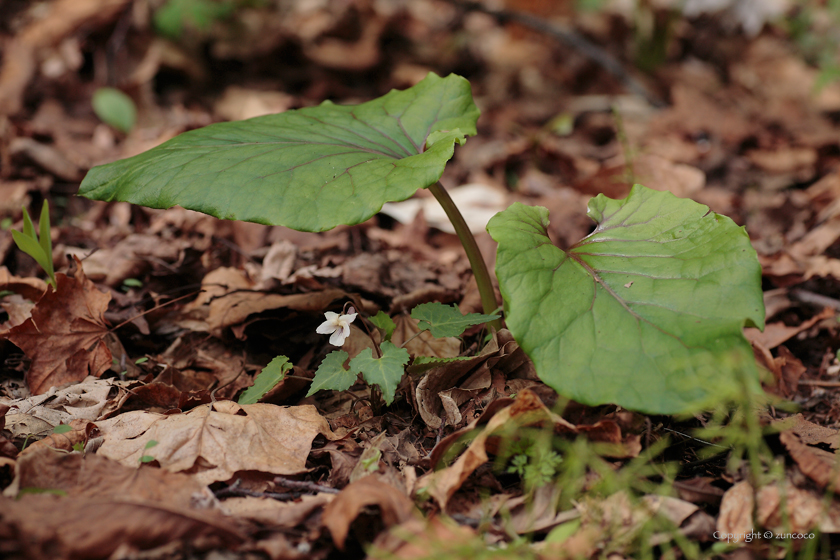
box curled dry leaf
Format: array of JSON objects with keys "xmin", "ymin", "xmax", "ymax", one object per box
[
  {"xmin": 96, "ymin": 401, "xmax": 335, "ymax": 485},
  {"xmin": 779, "ymin": 429, "xmax": 840, "ymax": 492},
  {"xmin": 4, "ymin": 257, "xmax": 112, "ymax": 395},
  {"xmin": 181, "ymin": 266, "xmax": 356, "ymax": 337},
  {"xmin": 3, "ymin": 376, "xmax": 133, "ymax": 433},
  {"xmin": 716, "ymin": 481, "xmax": 755, "ymax": 540},
  {"xmin": 322, "ymin": 474, "xmax": 416, "ymax": 550},
  {"xmin": 418, "ymin": 389, "xmax": 577, "ymax": 510}
]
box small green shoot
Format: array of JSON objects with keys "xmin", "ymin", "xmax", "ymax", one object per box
[
  {"xmin": 140, "ymin": 440, "xmax": 159, "ymax": 463},
  {"xmin": 122, "ymin": 278, "xmax": 143, "ymax": 289},
  {"xmin": 92, "ymin": 88, "xmax": 137, "ymax": 134},
  {"xmin": 411, "ymin": 302, "xmax": 499, "ymax": 338},
  {"xmin": 11, "ymin": 201, "xmax": 56, "ymax": 289},
  {"xmin": 238, "ymin": 355, "xmax": 292, "ymax": 404}
]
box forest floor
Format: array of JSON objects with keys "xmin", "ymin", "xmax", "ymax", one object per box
[{"xmin": 2, "ymin": 1, "xmax": 840, "ymax": 559}]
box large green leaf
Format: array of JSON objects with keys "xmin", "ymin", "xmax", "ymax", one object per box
[
  {"xmin": 78, "ymin": 73, "xmax": 479, "ymax": 232},
  {"xmin": 487, "ymin": 185, "xmax": 765, "ymax": 414}
]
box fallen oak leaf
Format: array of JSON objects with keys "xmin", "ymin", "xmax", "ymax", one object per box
[
  {"xmin": 4, "ymin": 256, "xmax": 112, "ymax": 395},
  {"xmin": 96, "ymin": 401, "xmax": 335, "ymax": 485}
]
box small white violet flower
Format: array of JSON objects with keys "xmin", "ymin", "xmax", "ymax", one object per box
[{"xmin": 316, "ymin": 310, "xmax": 357, "ymax": 346}]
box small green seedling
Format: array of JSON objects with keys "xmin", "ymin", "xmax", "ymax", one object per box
[
  {"xmin": 92, "ymin": 88, "xmax": 137, "ymax": 134},
  {"xmin": 140, "ymin": 440, "xmax": 159, "ymax": 463},
  {"xmin": 12, "ymin": 201, "xmax": 56, "ymax": 289},
  {"xmin": 78, "ymin": 73, "xmax": 764, "ymax": 414}
]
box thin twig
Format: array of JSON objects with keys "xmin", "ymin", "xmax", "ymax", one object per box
[
  {"xmin": 799, "ymin": 379, "xmax": 840, "ymax": 387},
  {"xmin": 790, "ymin": 289, "xmax": 840, "ymax": 310},
  {"xmin": 274, "ymin": 476, "xmax": 340, "ymax": 494}
]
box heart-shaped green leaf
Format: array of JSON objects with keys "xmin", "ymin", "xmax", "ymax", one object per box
[
  {"xmin": 307, "ymin": 350, "xmax": 355, "ymax": 396},
  {"xmin": 78, "ymin": 73, "xmax": 479, "ymax": 232},
  {"xmin": 487, "ymin": 185, "xmax": 765, "ymax": 414},
  {"xmin": 350, "ymin": 342, "xmax": 410, "ymax": 405}
]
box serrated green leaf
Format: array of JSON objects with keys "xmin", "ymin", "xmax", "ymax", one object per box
[
  {"xmin": 238, "ymin": 355, "xmax": 292, "ymax": 404},
  {"xmin": 350, "ymin": 342, "xmax": 409, "ymax": 405},
  {"xmin": 78, "ymin": 73, "xmax": 479, "ymax": 233},
  {"xmin": 369, "ymin": 311, "xmax": 396, "ymax": 342},
  {"xmin": 411, "ymin": 302, "xmax": 500, "ymax": 338},
  {"xmin": 487, "ymin": 184, "xmax": 765, "ymax": 415},
  {"xmin": 92, "ymin": 88, "xmax": 137, "ymax": 133},
  {"xmin": 307, "ymin": 350, "xmax": 355, "ymax": 396}
]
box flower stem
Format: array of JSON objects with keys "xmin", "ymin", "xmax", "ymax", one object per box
[{"xmin": 428, "ymin": 182, "xmax": 500, "ymax": 330}]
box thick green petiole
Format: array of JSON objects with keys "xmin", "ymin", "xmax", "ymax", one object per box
[{"xmin": 428, "ymin": 182, "xmax": 501, "ymax": 331}]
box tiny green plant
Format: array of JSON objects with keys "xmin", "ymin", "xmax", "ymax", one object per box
[
  {"xmin": 78, "ymin": 73, "xmax": 764, "ymax": 415},
  {"xmin": 92, "ymin": 88, "xmax": 137, "ymax": 134},
  {"xmin": 140, "ymin": 440, "xmax": 159, "ymax": 463},
  {"xmin": 12, "ymin": 201, "xmax": 56, "ymax": 289}
]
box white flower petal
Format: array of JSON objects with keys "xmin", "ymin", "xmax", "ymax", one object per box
[
  {"xmin": 316, "ymin": 320, "xmax": 336, "ymax": 334},
  {"xmin": 329, "ymin": 329, "xmax": 346, "ymax": 346}
]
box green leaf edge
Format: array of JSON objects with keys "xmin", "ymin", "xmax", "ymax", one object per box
[
  {"xmin": 238, "ymin": 355, "xmax": 292, "ymax": 404},
  {"xmin": 78, "ymin": 73, "xmax": 479, "ymax": 233}
]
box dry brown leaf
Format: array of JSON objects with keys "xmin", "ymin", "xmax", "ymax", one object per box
[
  {"xmin": 18, "ymin": 418, "xmax": 94, "ymax": 456},
  {"xmin": 3, "ymin": 376, "xmax": 133, "ymax": 431},
  {"xmin": 779, "ymin": 430, "xmax": 840, "ymax": 492},
  {"xmin": 322, "ymin": 474, "xmax": 416, "ymax": 550},
  {"xmin": 66, "ymin": 233, "xmax": 189, "ymax": 286},
  {"xmin": 0, "ymin": 0, "xmax": 131, "ymax": 115},
  {"xmin": 0, "ymin": 294, "xmax": 35, "ymax": 333},
  {"xmin": 716, "ymin": 481, "xmax": 755, "ymax": 541},
  {"xmin": 744, "ymin": 307, "xmax": 834, "ymax": 350},
  {"xmin": 183, "ymin": 266, "xmax": 353, "ymax": 336},
  {"xmin": 0, "ymin": 494, "xmax": 242, "ymax": 559},
  {"xmin": 96, "ymin": 401, "xmax": 334, "ymax": 485},
  {"xmin": 5, "ymin": 258, "xmax": 112, "ymax": 395},
  {"xmin": 222, "ymin": 493, "xmax": 334, "ymax": 527},
  {"xmin": 756, "ymin": 482, "xmax": 840, "ymax": 534},
  {"xmin": 785, "ymin": 413, "xmax": 840, "ymax": 449},
  {"xmin": 0, "ymin": 267, "xmax": 47, "ymax": 302},
  {"xmin": 1, "ymin": 447, "xmax": 243, "ymax": 558}
]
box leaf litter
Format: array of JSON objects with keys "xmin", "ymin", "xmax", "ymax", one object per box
[{"xmin": 1, "ymin": 0, "xmax": 840, "ymax": 558}]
